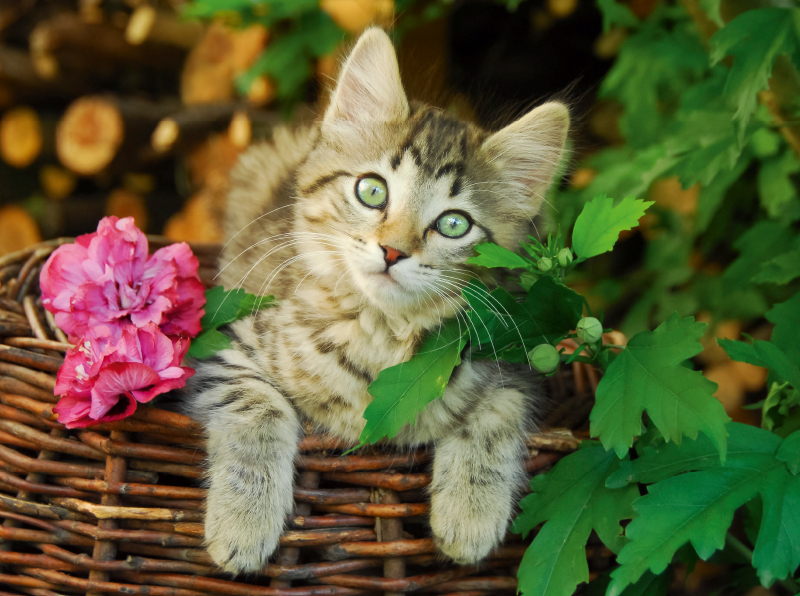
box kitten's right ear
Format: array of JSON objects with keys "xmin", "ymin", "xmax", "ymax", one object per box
[{"xmin": 323, "ymin": 28, "xmax": 409, "ymax": 127}]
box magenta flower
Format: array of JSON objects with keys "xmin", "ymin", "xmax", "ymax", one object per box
[
  {"xmin": 54, "ymin": 323, "xmax": 194, "ymax": 428},
  {"xmin": 40, "ymin": 216, "xmax": 205, "ymax": 342}
]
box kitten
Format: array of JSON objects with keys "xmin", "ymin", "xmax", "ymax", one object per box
[{"xmin": 186, "ymin": 27, "xmax": 569, "ymax": 573}]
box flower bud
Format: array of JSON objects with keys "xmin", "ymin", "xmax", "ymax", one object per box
[
  {"xmin": 576, "ymin": 317, "xmax": 603, "ymax": 345},
  {"xmin": 557, "ymin": 248, "xmax": 573, "ymax": 268},
  {"xmin": 537, "ymin": 257, "xmax": 553, "ymax": 272},
  {"xmin": 529, "ymin": 344, "xmax": 560, "ymax": 374}
]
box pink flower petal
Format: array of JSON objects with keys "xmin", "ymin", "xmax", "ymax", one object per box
[
  {"xmin": 53, "ymin": 394, "xmax": 94, "ymax": 428},
  {"xmin": 91, "ymin": 362, "xmax": 160, "ymax": 419},
  {"xmin": 131, "ymin": 367, "xmax": 194, "ymax": 403}
]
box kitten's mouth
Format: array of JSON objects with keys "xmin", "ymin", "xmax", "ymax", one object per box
[{"xmin": 374, "ymin": 271, "xmax": 399, "ymax": 284}]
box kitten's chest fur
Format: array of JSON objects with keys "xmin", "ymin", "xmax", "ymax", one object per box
[{"xmin": 234, "ymin": 294, "xmax": 427, "ymax": 441}]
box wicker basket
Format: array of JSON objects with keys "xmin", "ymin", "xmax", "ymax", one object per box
[{"xmin": 0, "ymin": 239, "xmax": 605, "ymax": 596}]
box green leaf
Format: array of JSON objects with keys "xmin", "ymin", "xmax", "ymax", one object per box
[
  {"xmin": 607, "ymin": 422, "xmax": 780, "ymax": 488},
  {"xmin": 512, "ymin": 445, "xmax": 638, "ymax": 596},
  {"xmin": 709, "ymin": 7, "xmax": 800, "ymax": 141},
  {"xmin": 718, "ymin": 338, "xmax": 800, "ymax": 391},
  {"xmin": 601, "ymin": 19, "xmax": 709, "ymax": 148},
  {"xmin": 767, "ymin": 292, "xmax": 800, "ymax": 368},
  {"xmin": 696, "ymin": 152, "xmax": 752, "ymax": 233},
  {"xmin": 590, "ymin": 314, "xmax": 730, "ymax": 460},
  {"xmin": 572, "ymin": 195, "xmax": 653, "ymax": 260},
  {"xmin": 359, "ymin": 319, "xmax": 468, "ymax": 445},
  {"xmin": 758, "ymin": 149, "xmax": 800, "ymax": 219},
  {"xmin": 723, "ymin": 221, "xmax": 794, "ymax": 286},
  {"xmin": 466, "ymin": 242, "xmax": 530, "ymax": 270},
  {"xmin": 751, "ymin": 246, "xmax": 800, "ymax": 285},
  {"xmin": 238, "ymin": 293, "xmax": 276, "ymax": 318},
  {"xmin": 237, "ymin": 10, "xmax": 343, "ymax": 102},
  {"xmin": 466, "ymin": 277, "xmax": 584, "ymax": 362},
  {"xmin": 187, "ymin": 329, "xmax": 232, "ymax": 359},
  {"xmin": 596, "ymin": 0, "xmax": 639, "ymax": 32},
  {"xmin": 608, "ymin": 423, "xmax": 800, "ymax": 593},
  {"xmin": 699, "ymin": 0, "xmax": 722, "ymax": 26},
  {"xmin": 189, "ymin": 286, "xmax": 275, "ymax": 359},
  {"xmin": 761, "ymin": 382, "xmax": 800, "ymax": 435},
  {"xmin": 777, "ymin": 430, "xmax": 800, "ymax": 475},
  {"xmin": 200, "ymin": 286, "xmax": 275, "ymax": 331}
]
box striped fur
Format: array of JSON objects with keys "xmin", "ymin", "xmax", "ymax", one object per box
[{"xmin": 184, "ymin": 28, "xmax": 570, "ymax": 573}]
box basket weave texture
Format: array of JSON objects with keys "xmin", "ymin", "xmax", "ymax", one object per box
[{"xmin": 0, "ymin": 239, "xmax": 602, "ymax": 596}]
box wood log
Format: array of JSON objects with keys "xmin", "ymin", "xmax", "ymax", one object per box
[
  {"xmin": 39, "ymin": 165, "xmax": 77, "ymax": 200},
  {"xmin": 56, "ymin": 95, "xmax": 177, "ymax": 175},
  {"xmin": 0, "ymin": 205, "xmax": 41, "ymax": 258},
  {"xmin": 245, "ymin": 75, "xmax": 276, "ymax": 106},
  {"xmin": 30, "ymin": 12, "xmax": 186, "ymax": 73},
  {"xmin": 125, "ymin": 6, "xmax": 203, "ymax": 49},
  {"xmin": 0, "ymin": 46, "xmax": 91, "ymax": 104},
  {"xmin": 185, "ymin": 131, "xmax": 243, "ymax": 191},
  {"xmin": 163, "ymin": 189, "xmax": 224, "ymax": 244},
  {"xmin": 0, "ymin": 107, "xmax": 42, "ymax": 168},
  {"xmin": 78, "ymin": 0, "xmax": 104, "ymax": 24},
  {"xmin": 228, "ymin": 110, "xmax": 251, "ymax": 149},
  {"xmin": 0, "ymin": 0, "xmax": 37, "ymax": 34},
  {"xmin": 180, "ymin": 22, "xmax": 269, "ymax": 106},
  {"xmin": 105, "ymin": 188, "xmax": 148, "ymax": 232},
  {"xmin": 149, "ymin": 103, "xmax": 266, "ymax": 155},
  {"xmin": 320, "ymin": 0, "xmax": 394, "ymax": 33}
]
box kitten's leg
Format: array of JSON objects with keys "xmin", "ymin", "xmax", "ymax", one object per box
[
  {"xmin": 430, "ymin": 387, "xmax": 529, "ymax": 565},
  {"xmin": 192, "ymin": 353, "xmax": 300, "ymax": 573}
]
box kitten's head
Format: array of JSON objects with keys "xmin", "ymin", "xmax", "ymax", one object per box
[{"xmin": 295, "ymin": 28, "xmax": 569, "ymax": 319}]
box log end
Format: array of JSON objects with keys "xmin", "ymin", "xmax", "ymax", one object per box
[
  {"xmin": 56, "ymin": 96, "xmax": 124, "ymax": 176},
  {"xmin": 0, "ymin": 106, "xmax": 42, "ymax": 168}
]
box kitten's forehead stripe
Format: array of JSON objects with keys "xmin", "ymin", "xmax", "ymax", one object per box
[
  {"xmin": 389, "ymin": 108, "xmax": 481, "ymax": 199},
  {"xmin": 302, "ymin": 170, "xmax": 352, "ymax": 195}
]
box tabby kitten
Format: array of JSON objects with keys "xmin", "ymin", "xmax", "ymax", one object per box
[{"xmin": 186, "ymin": 27, "xmax": 569, "ymax": 573}]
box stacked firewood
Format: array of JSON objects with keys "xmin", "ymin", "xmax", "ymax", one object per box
[{"xmin": 0, "ymin": 0, "xmax": 379, "ymax": 256}]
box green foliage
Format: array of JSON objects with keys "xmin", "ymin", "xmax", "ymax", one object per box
[
  {"xmin": 720, "ymin": 290, "xmax": 800, "ymax": 390},
  {"xmin": 606, "ymin": 424, "xmax": 800, "ymax": 592},
  {"xmin": 596, "ymin": 0, "xmax": 639, "ymax": 32},
  {"xmin": 591, "ymin": 314, "xmax": 730, "ymax": 459},
  {"xmin": 572, "ymin": 195, "xmax": 654, "ymax": 261},
  {"xmin": 236, "ymin": 11, "xmax": 343, "ymax": 103},
  {"xmin": 358, "ymin": 318, "xmax": 467, "ymax": 445},
  {"xmin": 719, "ymin": 337, "xmax": 800, "ymax": 391},
  {"xmin": 466, "ymin": 242, "xmax": 529, "ymax": 270},
  {"xmin": 184, "ymin": 0, "xmax": 343, "ymax": 108},
  {"xmin": 188, "ymin": 287, "xmax": 275, "ymax": 359},
  {"xmin": 709, "ymin": 8, "xmax": 800, "ymax": 141},
  {"xmin": 465, "ymin": 277, "xmax": 584, "ymax": 363},
  {"xmin": 513, "ymin": 445, "xmax": 639, "ymax": 596}
]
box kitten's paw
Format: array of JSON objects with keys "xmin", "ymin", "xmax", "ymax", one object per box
[
  {"xmin": 205, "ymin": 509, "xmax": 282, "ymax": 574},
  {"xmin": 430, "ymin": 495, "xmax": 509, "ymax": 565}
]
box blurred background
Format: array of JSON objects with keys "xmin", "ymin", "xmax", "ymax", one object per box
[
  {"xmin": 0, "ymin": 0, "xmax": 798, "ymax": 592},
  {"xmin": 0, "ymin": 0, "xmax": 797, "ymax": 414}
]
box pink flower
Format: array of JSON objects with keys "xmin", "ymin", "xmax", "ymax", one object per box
[
  {"xmin": 54, "ymin": 323, "xmax": 194, "ymax": 428},
  {"xmin": 40, "ymin": 216, "xmax": 205, "ymax": 342}
]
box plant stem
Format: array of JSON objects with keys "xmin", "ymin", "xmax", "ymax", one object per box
[{"xmin": 725, "ymin": 533, "xmax": 800, "ymax": 594}]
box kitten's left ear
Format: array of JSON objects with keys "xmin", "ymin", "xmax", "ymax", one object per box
[
  {"xmin": 323, "ymin": 28, "xmax": 409, "ymax": 126},
  {"xmin": 482, "ymin": 102, "xmax": 570, "ymax": 204}
]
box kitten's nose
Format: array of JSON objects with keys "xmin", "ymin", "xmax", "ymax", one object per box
[{"xmin": 381, "ymin": 245, "xmax": 408, "ymax": 267}]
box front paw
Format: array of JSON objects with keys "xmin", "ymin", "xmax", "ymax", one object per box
[
  {"xmin": 205, "ymin": 505, "xmax": 283, "ymax": 573},
  {"xmin": 430, "ymin": 491, "xmax": 510, "ymax": 565}
]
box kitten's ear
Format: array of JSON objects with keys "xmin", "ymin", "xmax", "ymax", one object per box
[
  {"xmin": 482, "ymin": 102, "xmax": 570, "ymax": 203},
  {"xmin": 323, "ymin": 28, "xmax": 409, "ymax": 126}
]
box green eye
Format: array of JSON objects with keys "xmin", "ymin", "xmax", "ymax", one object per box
[
  {"xmin": 355, "ymin": 175, "xmax": 388, "ymax": 208},
  {"xmin": 436, "ymin": 211, "xmax": 471, "ymax": 238}
]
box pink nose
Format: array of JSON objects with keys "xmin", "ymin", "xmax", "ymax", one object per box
[{"xmin": 381, "ymin": 245, "xmax": 408, "ymax": 267}]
